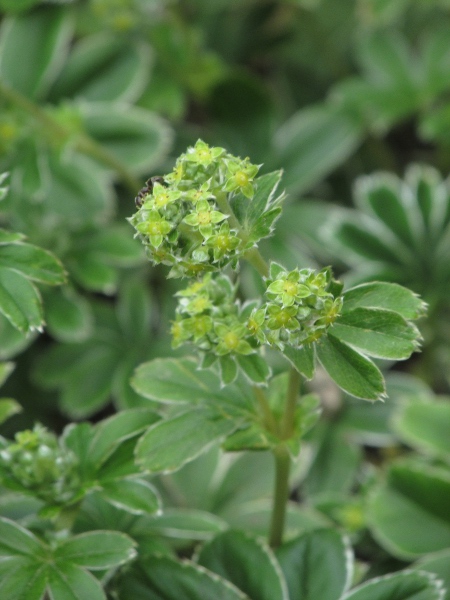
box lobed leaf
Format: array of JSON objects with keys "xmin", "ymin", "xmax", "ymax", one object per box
[
  {"xmin": 342, "ymin": 570, "xmax": 444, "ymax": 600},
  {"xmin": 342, "ymin": 282, "xmax": 426, "ymax": 320}
]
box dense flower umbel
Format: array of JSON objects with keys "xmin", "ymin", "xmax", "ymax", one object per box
[
  {"xmin": 248, "ymin": 264, "xmax": 344, "ymax": 350},
  {"xmin": 0, "ymin": 425, "xmax": 80, "ymax": 505},
  {"xmin": 129, "ymin": 140, "xmax": 261, "ymax": 278}
]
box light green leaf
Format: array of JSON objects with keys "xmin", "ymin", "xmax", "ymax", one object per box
[
  {"xmin": 276, "ymin": 529, "xmax": 352, "ymax": 600},
  {"xmin": 358, "ymin": 31, "xmax": 414, "ymax": 88},
  {"xmin": 0, "ymin": 268, "xmax": 43, "ymax": 332},
  {"xmin": 0, "ymin": 556, "xmax": 47, "ymax": 600},
  {"xmin": 367, "ymin": 460, "xmax": 450, "ymax": 558},
  {"xmin": 342, "ymin": 570, "xmax": 444, "ymax": 600},
  {"xmin": 118, "ymin": 555, "xmax": 250, "ymax": 600},
  {"xmin": 0, "ymin": 242, "xmax": 66, "ymax": 285},
  {"xmin": 0, "ymin": 360, "xmax": 14, "ymax": 386},
  {"xmin": 80, "ymin": 103, "xmax": 172, "ymax": 173},
  {"xmin": 281, "ymin": 345, "xmax": 315, "ymax": 379},
  {"xmin": 393, "ymin": 398, "xmax": 450, "ymax": 460},
  {"xmin": 0, "ymin": 517, "xmax": 46, "ymax": 558},
  {"xmin": 275, "ymin": 105, "xmax": 362, "ymax": 194},
  {"xmin": 49, "ymin": 33, "xmax": 152, "ymax": 103},
  {"xmin": 135, "ymin": 407, "xmax": 237, "ymax": 473},
  {"xmin": 0, "ymin": 5, "xmax": 73, "ymax": 100},
  {"xmin": 143, "ymin": 508, "xmax": 228, "ymax": 540},
  {"xmin": 342, "ymin": 282, "xmax": 426, "ymax": 320},
  {"xmin": 47, "ymin": 562, "xmax": 105, "ymax": 600},
  {"xmin": 412, "ymin": 550, "xmax": 450, "ymax": 600},
  {"xmin": 131, "ymin": 358, "xmax": 224, "ymax": 405},
  {"xmin": 100, "ymin": 479, "xmax": 161, "ymax": 515},
  {"xmin": 0, "ymin": 229, "xmax": 25, "ymax": 244},
  {"xmin": 198, "ymin": 530, "xmax": 289, "ymax": 600},
  {"xmin": 0, "ymin": 398, "xmax": 21, "ymax": 425},
  {"xmin": 316, "ymin": 334, "xmax": 386, "ymax": 401},
  {"xmin": 332, "ymin": 307, "xmax": 420, "ymax": 360},
  {"xmin": 55, "ymin": 531, "xmax": 136, "ymax": 570}
]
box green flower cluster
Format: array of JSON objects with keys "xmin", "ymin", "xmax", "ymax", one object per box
[
  {"xmin": 129, "ymin": 140, "xmax": 260, "ymax": 278},
  {"xmin": 171, "ymin": 274, "xmax": 256, "ymax": 360},
  {"xmin": 248, "ymin": 264, "xmax": 343, "ymax": 349},
  {"xmin": 0, "ymin": 425, "xmax": 80, "ymax": 505}
]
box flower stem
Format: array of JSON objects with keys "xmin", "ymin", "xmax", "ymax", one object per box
[{"xmin": 268, "ymin": 367, "xmax": 301, "ymax": 548}]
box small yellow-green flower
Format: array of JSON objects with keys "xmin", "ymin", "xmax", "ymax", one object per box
[
  {"xmin": 267, "ymin": 270, "xmax": 311, "ymax": 307},
  {"xmin": 266, "ymin": 304, "xmax": 299, "ymax": 330},
  {"xmin": 225, "ymin": 159, "xmax": 259, "ymax": 199},
  {"xmin": 214, "ymin": 323, "xmax": 253, "ymax": 356},
  {"xmin": 206, "ymin": 222, "xmax": 241, "ymax": 261},
  {"xmin": 136, "ymin": 210, "xmax": 172, "ymax": 248},
  {"xmin": 186, "ymin": 140, "xmax": 225, "ymax": 167},
  {"xmin": 143, "ymin": 183, "xmax": 181, "ymax": 210},
  {"xmin": 183, "ymin": 200, "xmax": 227, "ymax": 239}
]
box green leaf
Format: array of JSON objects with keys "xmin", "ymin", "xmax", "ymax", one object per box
[
  {"xmin": 0, "ymin": 398, "xmax": 21, "ymax": 425},
  {"xmin": 0, "ymin": 312, "xmax": 34, "ymax": 360},
  {"xmin": 48, "ymin": 33, "xmax": 152, "ymax": 103},
  {"xmin": 143, "ymin": 508, "xmax": 228, "ymax": 540},
  {"xmin": 100, "ymin": 479, "xmax": 161, "ymax": 515},
  {"xmin": 342, "ymin": 282, "xmax": 426, "ymax": 320},
  {"xmin": 0, "ymin": 517, "xmax": 46, "ymax": 558},
  {"xmin": 118, "ymin": 555, "xmax": 250, "ymax": 600},
  {"xmin": 332, "ymin": 307, "xmax": 420, "ymax": 360},
  {"xmin": 359, "ymin": 31, "xmax": 414, "ymax": 88},
  {"xmin": 276, "ymin": 529, "xmax": 352, "ymax": 600},
  {"xmin": 0, "ymin": 229, "xmax": 25, "ymax": 244},
  {"xmin": 412, "ymin": 550, "xmax": 450, "ymax": 600},
  {"xmin": 342, "ymin": 570, "xmax": 443, "ymax": 600},
  {"xmin": 219, "ymin": 355, "xmax": 238, "ymax": 386},
  {"xmin": 44, "ymin": 286, "xmax": 93, "ymax": 343},
  {"xmin": 0, "ymin": 5, "xmax": 73, "ymax": 100},
  {"xmin": 135, "ymin": 407, "xmax": 237, "ymax": 473},
  {"xmin": 80, "ymin": 102, "xmax": 172, "ymax": 173},
  {"xmin": 236, "ymin": 354, "xmax": 270, "ymax": 384},
  {"xmin": 367, "ymin": 460, "xmax": 450, "ymax": 558},
  {"xmin": 275, "ymin": 105, "xmax": 362, "ymax": 194},
  {"xmin": 281, "ymin": 345, "xmax": 315, "ymax": 379},
  {"xmin": 55, "ymin": 531, "xmax": 136, "ymax": 569},
  {"xmin": 82, "ymin": 225, "xmax": 144, "ymax": 268},
  {"xmin": 0, "ymin": 268, "xmax": 43, "ymax": 332},
  {"xmin": 47, "ymin": 562, "xmax": 105, "ymax": 600},
  {"xmin": 0, "ymin": 360, "xmax": 14, "ymax": 386},
  {"xmin": 0, "ymin": 556, "xmax": 47, "ymax": 600},
  {"xmin": 0, "ymin": 243, "xmax": 66, "ymax": 285},
  {"xmin": 303, "ymin": 422, "xmax": 362, "ymax": 497},
  {"xmin": 131, "ymin": 358, "xmax": 225, "ymax": 405},
  {"xmin": 316, "ymin": 334, "xmax": 386, "ymax": 401},
  {"xmin": 198, "ymin": 530, "xmax": 288, "ymax": 600},
  {"xmin": 393, "ymin": 398, "xmax": 450, "ymax": 460},
  {"xmin": 88, "ymin": 408, "xmax": 161, "ymax": 468}
]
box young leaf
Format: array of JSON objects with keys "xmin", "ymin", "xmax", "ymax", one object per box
[
  {"xmin": 55, "ymin": 531, "xmax": 136, "ymax": 570},
  {"xmin": 332, "ymin": 307, "xmax": 420, "ymax": 360},
  {"xmin": 276, "ymin": 529, "xmax": 352, "ymax": 600},
  {"xmin": 198, "ymin": 530, "xmax": 289, "ymax": 600},
  {"xmin": 135, "ymin": 407, "xmax": 237, "ymax": 473},
  {"xmin": 316, "ymin": 334, "xmax": 386, "ymax": 401},
  {"xmin": 342, "ymin": 570, "xmax": 444, "ymax": 600},
  {"xmin": 342, "ymin": 282, "xmax": 426, "ymax": 320},
  {"xmin": 118, "ymin": 555, "xmax": 250, "ymax": 600},
  {"xmin": 100, "ymin": 479, "xmax": 161, "ymax": 516}
]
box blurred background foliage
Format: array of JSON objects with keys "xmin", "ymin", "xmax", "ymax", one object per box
[{"xmin": 1, "ymin": 0, "xmax": 450, "ymax": 588}]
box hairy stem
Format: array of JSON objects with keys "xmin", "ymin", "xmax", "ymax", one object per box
[
  {"xmin": 0, "ymin": 81, "xmax": 141, "ymax": 193},
  {"xmin": 269, "ymin": 367, "xmax": 301, "ymax": 548}
]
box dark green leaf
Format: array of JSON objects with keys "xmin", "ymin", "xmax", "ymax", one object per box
[
  {"xmin": 317, "ymin": 334, "xmax": 386, "ymax": 401},
  {"xmin": 275, "ymin": 105, "xmax": 362, "ymax": 194},
  {"xmin": 118, "ymin": 555, "xmax": 249, "ymax": 600},
  {"xmin": 80, "ymin": 103, "xmax": 172, "ymax": 173},
  {"xmin": 144, "ymin": 508, "xmax": 228, "ymax": 540},
  {"xmin": 219, "ymin": 355, "xmax": 238, "ymax": 385},
  {"xmin": 342, "ymin": 282, "xmax": 426, "ymax": 320},
  {"xmin": 0, "ymin": 517, "xmax": 45, "ymax": 558},
  {"xmin": 55, "ymin": 531, "xmax": 136, "ymax": 569},
  {"xmin": 332, "ymin": 307, "xmax": 420, "ymax": 360},
  {"xmin": 236, "ymin": 354, "xmax": 270, "ymax": 384},
  {"xmin": 198, "ymin": 530, "xmax": 288, "ymax": 600},
  {"xmin": 0, "ymin": 5, "xmax": 72, "ymax": 99},
  {"xmin": 0, "ymin": 556, "xmax": 47, "ymax": 600},
  {"xmin": 49, "ymin": 34, "xmax": 151, "ymax": 103},
  {"xmin": 135, "ymin": 407, "xmax": 237, "ymax": 473},
  {"xmin": 0, "ymin": 243, "xmax": 66, "ymax": 285},
  {"xmin": 44, "ymin": 286, "xmax": 93, "ymax": 343},
  {"xmin": 276, "ymin": 529, "xmax": 351, "ymax": 600},
  {"xmin": 0, "ymin": 268, "xmax": 43, "ymax": 332},
  {"xmin": 343, "ymin": 570, "xmax": 443, "ymax": 600},
  {"xmin": 47, "ymin": 562, "xmax": 105, "ymax": 600},
  {"xmin": 367, "ymin": 460, "xmax": 450, "ymax": 558},
  {"xmin": 100, "ymin": 479, "xmax": 161, "ymax": 515}
]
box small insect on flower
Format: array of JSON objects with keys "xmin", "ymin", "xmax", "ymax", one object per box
[{"xmin": 135, "ymin": 176, "xmax": 166, "ymax": 208}]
